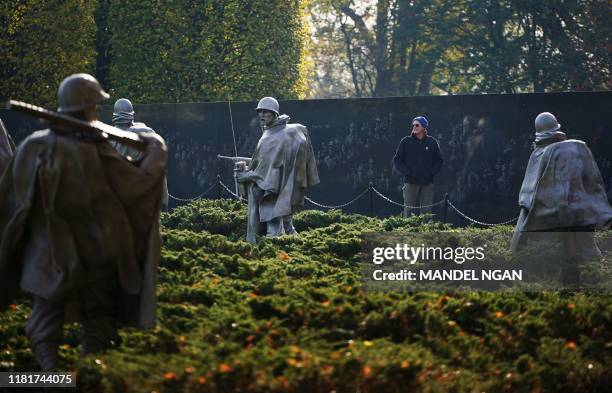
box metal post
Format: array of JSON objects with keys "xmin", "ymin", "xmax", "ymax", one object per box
[
  {"xmin": 216, "ymin": 175, "xmax": 222, "ymax": 199},
  {"xmin": 442, "ymin": 192, "xmax": 449, "ymax": 223},
  {"xmin": 369, "ymin": 182, "xmax": 374, "ymax": 217}
]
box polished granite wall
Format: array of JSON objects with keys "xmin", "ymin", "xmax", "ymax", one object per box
[{"xmin": 3, "ymin": 92, "xmax": 611, "ymax": 223}]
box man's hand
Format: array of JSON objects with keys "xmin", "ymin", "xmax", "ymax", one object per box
[{"xmin": 236, "ymin": 171, "xmax": 252, "ymax": 183}]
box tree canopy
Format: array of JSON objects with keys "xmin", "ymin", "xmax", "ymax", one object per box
[
  {"xmin": 1, "ymin": 1, "xmax": 608, "ymax": 105},
  {"xmin": 307, "ymin": 0, "xmax": 611, "ymax": 98},
  {"xmin": 1, "ymin": 1, "xmax": 310, "ymax": 106},
  {"xmin": 0, "ymin": 0, "xmax": 96, "ymax": 106},
  {"xmin": 106, "ymin": 0, "xmax": 310, "ymax": 103}
]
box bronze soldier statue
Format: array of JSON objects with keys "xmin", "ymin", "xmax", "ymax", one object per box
[
  {"xmin": 0, "ymin": 74, "xmax": 167, "ymax": 370},
  {"xmin": 510, "ymin": 112, "xmax": 612, "ymax": 285},
  {"xmin": 111, "ymin": 98, "xmax": 169, "ymax": 209},
  {"xmin": 0, "ymin": 118, "xmax": 15, "ymax": 174},
  {"xmin": 236, "ymin": 97, "xmax": 319, "ymax": 243}
]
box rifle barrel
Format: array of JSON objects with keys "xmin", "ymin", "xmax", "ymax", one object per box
[
  {"xmin": 8, "ymin": 100, "xmax": 146, "ymax": 151},
  {"xmin": 217, "ymin": 154, "xmax": 252, "ymax": 162}
]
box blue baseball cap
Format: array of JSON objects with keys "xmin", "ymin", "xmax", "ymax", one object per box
[{"xmin": 412, "ymin": 116, "xmax": 429, "ymax": 129}]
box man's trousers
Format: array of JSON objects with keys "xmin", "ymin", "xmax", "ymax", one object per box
[{"xmin": 402, "ymin": 183, "xmax": 433, "ymax": 218}]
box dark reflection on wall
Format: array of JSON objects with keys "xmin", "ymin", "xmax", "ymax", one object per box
[{"xmin": 2, "ymin": 92, "xmax": 611, "ymax": 224}]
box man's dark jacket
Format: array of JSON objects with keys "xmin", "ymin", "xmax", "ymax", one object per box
[{"xmin": 393, "ymin": 134, "xmax": 443, "ymax": 185}]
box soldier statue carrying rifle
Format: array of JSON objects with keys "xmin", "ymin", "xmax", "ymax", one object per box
[
  {"xmin": 0, "ymin": 74, "xmax": 167, "ymax": 370},
  {"xmin": 220, "ymin": 97, "xmax": 319, "ymax": 243}
]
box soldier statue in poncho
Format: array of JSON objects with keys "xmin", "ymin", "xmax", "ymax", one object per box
[
  {"xmin": 510, "ymin": 112, "xmax": 612, "ymax": 285},
  {"xmin": 236, "ymin": 97, "xmax": 319, "ymax": 243},
  {"xmin": 0, "ymin": 118, "xmax": 15, "ymax": 174},
  {"xmin": 111, "ymin": 98, "xmax": 169, "ymax": 209},
  {"xmin": 0, "ymin": 74, "xmax": 167, "ymax": 370}
]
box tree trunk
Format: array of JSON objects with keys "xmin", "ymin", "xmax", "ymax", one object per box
[{"xmin": 340, "ymin": 21, "xmax": 362, "ymax": 97}]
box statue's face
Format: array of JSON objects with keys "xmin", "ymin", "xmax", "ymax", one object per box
[{"xmin": 258, "ymin": 109, "xmax": 276, "ymax": 128}]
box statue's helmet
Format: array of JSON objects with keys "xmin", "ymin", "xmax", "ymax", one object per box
[
  {"xmin": 113, "ymin": 98, "xmax": 134, "ymax": 115},
  {"xmin": 255, "ymin": 97, "xmax": 279, "ymax": 116},
  {"xmin": 534, "ymin": 112, "xmax": 561, "ymax": 133},
  {"xmin": 57, "ymin": 73, "xmax": 109, "ymax": 113}
]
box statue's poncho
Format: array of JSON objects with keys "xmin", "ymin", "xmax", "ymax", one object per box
[
  {"xmin": 0, "ymin": 129, "xmax": 166, "ymax": 328},
  {"xmin": 511, "ymin": 138, "xmax": 612, "ymax": 251},
  {"xmin": 0, "ymin": 119, "xmax": 15, "ymax": 175},
  {"xmin": 110, "ymin": 119, "xmax": 169, "ymax": 208},
  {"xmin": 249, "ymin": 115, "xmax": 319, "ymax": 222}
]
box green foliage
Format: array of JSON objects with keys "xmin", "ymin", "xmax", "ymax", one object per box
[
  {"xmin": 0, "ymin": 0, "xmax": 97, "ymax": 106},
  {"xmin": 308, "ymin": 0, "xmax": 611, "ymax": 97},
  {"xmin": 1, "ymin": 1, "xmax": 309, "ymax": 105},
  {"xmin": 107, "ymin": 0, "xmax": 310, "ymax": 103},
  {"xmin": 162, "ymin": 198, "xmax": 248, "ymax": 239},
  {"xmin": 1, "ymin": 201, "xmax": 611, "ymax": 392}
]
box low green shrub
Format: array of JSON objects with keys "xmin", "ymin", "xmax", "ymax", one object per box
[{"xmin": 1, "ymin": 200, "xmax": 610, "ymax": 392}]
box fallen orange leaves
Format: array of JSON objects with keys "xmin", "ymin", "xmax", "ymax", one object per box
[
  {"xmin": 278, "ymin": 251, "xmax": 291, "ymax": 261},
  {"xmin": 435, "ymin": 295, "xmax": 450, "ymax": 307},
  {"xmin": 277, "ymin": 376, "xmax": 290, "ymax": 389},
  {"xmin": 330, "ymin": 351, "xmax": 342, "ymax": 360},
  {"xmin": 320, "ymin": 365, "xmax": 334, "ymax": 376}
]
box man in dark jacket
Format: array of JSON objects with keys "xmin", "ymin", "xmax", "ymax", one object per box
[{"xmin": 393, "ymin": 116, "xmax": 443, "ymax": 217}]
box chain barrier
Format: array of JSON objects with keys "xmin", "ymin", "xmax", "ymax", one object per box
[
  {"xmin": 447, "ymin": 200, "xmax": 518, "ymax": 226},
  {"xmin": 169, "ymin": 177, "xmax": 519, "ymax": 227},
  {"xmin": 304, "ymin": 187, "xmax": 370, "ymax": 209},
  {"xmin": 168, "ymin": 181, "xmax": 219, "ymax": 202},
  {"xmin": 370, "ymin": 186, "xmax": 445, "ymax": 209},
  {"xmin": 218, "ymin": 180, "xmax": 247, "ymax": 204}
]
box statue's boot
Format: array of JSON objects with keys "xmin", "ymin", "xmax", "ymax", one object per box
[
  {"xmin": 283, "ymin": 215, "xmax": 297, "ymax": 235},
  {"xmin": 266, "ymin": 217, "xmax": 285, "ymax": 237},
  {"xmin": 33, "ymin": 342, "xmax": 59, "ymax": 371}
]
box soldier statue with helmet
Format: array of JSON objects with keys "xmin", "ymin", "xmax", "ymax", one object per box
[
  {"xmin": 235, "ymin": 96, "xmax": 319, "ymax": 243},
  {"xmin": 510, "ymin": 112, "xmax": 612, "ymax": 285},
  {"xmin": 111, "ymin": 97, "xmax": 169, "ymax": 209},
  {"xmin": 0, "ymin": 73, "xmax": 167, "ymax": 370}
]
